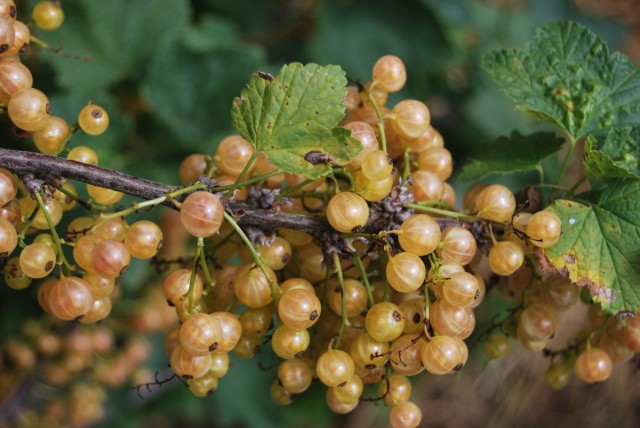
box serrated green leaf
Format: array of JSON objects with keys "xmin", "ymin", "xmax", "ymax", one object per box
[
  {"xmin": 583, "ymin": 127, "xmax": 640, "ymax": 181},
  {"xmin": 457, "ymin": 131, "xmax": 563, "ymax": 182},
  {"xmin": 482, "ymin": 21, "xmax": 640, "ymax": 141},
  {"xmin": 231, "ymin": 63, "xmax": 361, "ymax": 179},
  {"xmin": 541, "ymin": 180, "xmax": 640, "ymax": 314}
]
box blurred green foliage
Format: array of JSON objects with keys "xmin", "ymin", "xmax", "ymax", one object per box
[{"xmin": 0, "ymin": 0, "xmax": 631, "ymax": 426}]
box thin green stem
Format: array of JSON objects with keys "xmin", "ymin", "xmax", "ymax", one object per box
[
  {"xmin": 187, "ymin": 238, "xmax": 204, "ymax": 314},
  {"xmin": 566, "ymin": 175, "xmax": 588, "ymax": 198},
  {"xmin": 53, "ymin": 181, "xmax": 109, "ymax": 212},
  {"xmin": 404, "ymin": 204, "xmax": 477, "ymax": 221},
  {"xmin": 224, "ymin": 295, "xmax": 238, "ymax": 313},
  {"xmin": 587, "ymin": 316, "xmax": 611, "ymax": 348},
  {"xmin": 54, "ymin": 123, "xmax": 80, "ymax": 156},
  {"xmin": 423, "ymin": 284, "xmax": 431, "ymax": 324},
  {"xmin": 332, "ymin": 168, "xmax": 356, "ymax": 191},
  {"xmin": 212, "ymin": 169, "xmax": 282, "ymax": 193},
  {"xmin": 34, "ymin": 193, "xmax": 73, "ymax": 275},
  {"xmin": 30, "ymin": 35, "xmax": 91, "ymax": 61},
  {"xmin": 276, "ymin": 177, "xmax": 319, "ymax": 200},
  {"xmin": 333, "ymin": 253, "xmax": 350, "ymax": 349},
  {"xmin": 234, "ymin": 151, "xmax": 257, "ymax": 185},
  {"xmin": 550, "ymin": 138, "xmax": 576, "ymax": 201},
  {"xmin": 378, "ymin": 230, "xmax": 401, "ymax": 240},
  {"xmin": 204, "ymin": 156, "xmax": 217, "ymax": 178},
  {"xmin": 427, "ymin": 252, "xmax": 440, "ymax": 288},
  {"xmin": 30, "ymin": 34, "xmax": 52, "ymax": 49},
  {"xmin": 223, "ymin": 211, "xmax": 282, "ymax": 300},
  {"xmin": 365, "ymin": 91, "xmax": 387, "ymax": 152},
  {"xmin": 222, "ymin": 151, "xmax": 257, "ymax": 201},
  {"xmin": 205, "ymin": 230, "xmax": 235, "ymax": 254},
  {"xmin": 95, "ymin": 182, "xmax": 207, "ymax": 226},
  {"xmin": 198, "ymin": 245, "xmax": 214, "ymax": 288},
  {"xmin": 380, "ymin": 250, "xmax": 390, "ymax": 302},
  {"xmin": 354, "ymin": 255, "xmax": 375, "ymax": 307},
  {"xmin": 319, "ymin": 267, "xmax": 331, "ymax": 304},
  {"xmin": 402, "ymin": 148, "xmax": 412, "ymax": 182},
  {"xmin": 414, "ymin": 200, "xmax": 455, "ymax": 211},
  {"xmin": 339, "ymin": 232, "xmax": 371, "ymax": 240},
  {"xmin": 17, "ymin": 206, "xmax": 39, "ymax": 247},
  {"xmin": 328, "ymin": 172, "xmax": 340, "ymax": 193},
  {"xmin": 488, "ymin": 223, "xmax": 497, "ymax": 246}
]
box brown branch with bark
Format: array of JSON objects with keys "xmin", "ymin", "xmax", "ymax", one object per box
[
  {"xmin": 0, "ymin": 148, "xmax": 472, "ymax": 245},
  {"xmin": 0, "ymin": 148, "xmax": 178, "ymax": 203},
  {"xmin": 0, "ymin": 148, "xmax": 330, "ymax": 234}
]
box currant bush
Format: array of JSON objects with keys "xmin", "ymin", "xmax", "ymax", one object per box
[{"xmin": 0, "ymin": 3, "xmax": 638, "ymax": 427}]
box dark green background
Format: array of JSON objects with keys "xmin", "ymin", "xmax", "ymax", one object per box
[{"xmin": 0, "ymin": 0, "xmax": 630, "ymax": 426}]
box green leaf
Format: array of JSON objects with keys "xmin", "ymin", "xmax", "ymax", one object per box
[
  {"xmin": 36, "ymin": 0, "xmax": 190, "ymax": 95},
  {"xmin": 457, "ymin": 131, "xmax": 563, "ymax": 182},
  {"xmin": 142, "ymin": 45, "xmax": 265, "ymax": 147},
  {"xmin": 482, "ymin": 21, "xmax": 640, "ymax": 141},
  {"xmin": 541, "ymin": 180, "xmax": 640, "ymax": 314},
  {"xmin": 583, "ymin": 127, "xmax": 640, "ymax": 181},
  {"xmin": 308, "ymin": 0, "xmax": 451, "ymax": 98},
  {"xmin": 231, "ymin": 63, "xmax": 361, "ymax": 179},
  {"xmin": 181, "ymin": 15, "xmax": 243, "ymax": 54}
]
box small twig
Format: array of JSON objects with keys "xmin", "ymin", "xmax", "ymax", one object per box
[
  {"xmin": 187, "ymin": 238, "xmax": 205, "ymax": 314},
  {"xmin": 151, "ymin": 255, "xmax": 197, "ymax": 272},
  {"xmin": 468, "ymin": 302, "xmax": 523, "ymax": 350},
  {"xmin": 33, "ymin": 191, "xmax": 73, "ymax": 274},
  {"xmin": 132, "ymin": 370, "xmax": 178, "ymax": 400},
  {"xmin": 30, "ymin": 35, "xmax": 91, "ymax": 61},
  {"xmin": 370, "ymin": 331, "xmax": 426, "ymax": 367},
  {"xmin": 360, "ymin": 375, "xmax": 391, "ymax": 404}
]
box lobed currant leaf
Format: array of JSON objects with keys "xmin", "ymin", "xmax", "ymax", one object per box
[
  {"xmin": 482, "ymin": 21, "xmax": 640, "ymax": 141},
  {"xmin": 539, "ymin": 180, "xmax": 640, "ymax": 314},
  {"xmin": 37, "ymin": 0, "xmax": 190, "ymax": 95},
  {"xmin": 583, "ymin": 127, "xmax": 640, "ymax": 182},
  {"xmin": 143, "ymin": 47, "xmax": 264, "ymax": 145},
  {"xmin": 457, "ymin": 131, "xmax": 563, "ymax": 182},
  {"xmin": 231, "ymin": 63, "xmax": 362, "ymax": 179},
  {"xmin": 181, "ymin": 15, "xmax": 241, "ymax": 53}
]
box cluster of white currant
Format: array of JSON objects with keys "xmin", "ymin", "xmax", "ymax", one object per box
[
  {"xmin": 158, "ymin": 53, "xmax": 573, "ymax": 428},
  {"xmin": 2, "ymin": 36, "xmax": 635, "ymax": 428}
]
